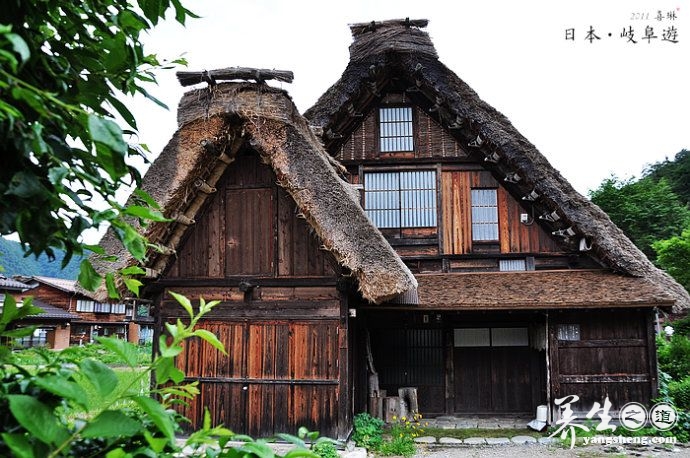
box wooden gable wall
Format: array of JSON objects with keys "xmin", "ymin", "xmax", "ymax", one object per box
[
  {"xmin": 441, "ymin": 170, "xmax": 560, "ymax": 255},
  {"xmin": 166, "ymin": 151, "xmax": 336, "ymax": 279},
  {"xmin": 336, "ymin": 105, "xmax": 466, "ymax": 162}
]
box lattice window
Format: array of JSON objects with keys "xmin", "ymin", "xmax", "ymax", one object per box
[
  {"xmin": 364, "ymin": 171, "xmax": 437, "ymax": 228},
  {"xmin": 94, "ymin": 302, "xmax": 110, "ymax": 313},
  {"xmin": 379, "ymin": 107, "xmax": 414, "ymax": 152},
  {"xmin": 471, "ymin": 188, "xmax": 499, "ymax": 241},
  {"xmin": 76, "ymin": 299, "xmax": 94, "ymax": 312},
  {"xmin": 111, "ymin": 303, "xmax": 126, "ymax": 314}
]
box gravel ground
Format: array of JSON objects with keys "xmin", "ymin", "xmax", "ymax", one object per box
[{"xmin": 412, "ymin": 443, "xmax": 690, "ymax": 457}]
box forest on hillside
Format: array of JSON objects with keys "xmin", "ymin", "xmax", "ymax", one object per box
[
  {"xmin": 590, "ymin": 149, "xmax": 690, "ymax": 292},
  {"xmin": 0, "ymin": 237, "xmax": 80, "ymax": 279}
]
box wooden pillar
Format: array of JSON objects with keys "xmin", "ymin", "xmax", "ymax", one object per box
[
  {"xmin": 547, "ymin": 312, "xmax": 560, "ymax": 422},
  {"xmin": 48, "ymin": 325, "xmax": 70, "ymax": 350},
  {"xmin": 128, "ymin": 321, "xmax": 139, "ymax": 344},
  {"xmin": 337, "ymin": 291, "xmax": 351, "ymax": 440},
  {"xmin": 647, "ymin": 308, "xmax": 659, "ymax": 400}
]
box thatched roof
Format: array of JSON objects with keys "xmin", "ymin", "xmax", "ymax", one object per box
[
  {"xmin": 95, "ymin": 81, "xmax": 416, "ymax": 304},
  {"xmin": 304, "ymin": 18, "xmax": 690, "ymax": 311},
  {"xmin": 374, "ymin": 270, "xmax": 675, "ymax": 310}
]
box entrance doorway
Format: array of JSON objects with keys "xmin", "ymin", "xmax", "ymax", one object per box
[{"xmin": 453, "ymin": 326, "xmax": 543, "ymax": 413}]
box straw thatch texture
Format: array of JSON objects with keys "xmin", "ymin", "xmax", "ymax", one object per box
[
  {"xmin": 95, "ymin": 82, "xmax": 416, "ymax": 304},
  {"xmin": 305, "ymin": 19, "xmax": 690, "ymax": 310}
]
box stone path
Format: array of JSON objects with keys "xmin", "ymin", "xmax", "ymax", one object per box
[{"xmin": 413, "ymin": 435, "xmax": 554, "ymax": 446}]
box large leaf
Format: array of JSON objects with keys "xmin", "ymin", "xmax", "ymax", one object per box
[
  {"xmin": 1, "ymin": 433, "xmax": 34, "ymax": 458},
  {"xmin": 78, "ymin": 259, "xmax": 102, "ymax": 291},
  {"xmin": 155, "ymin": 356, "xmax": 185, "ymax": 385},
  {"xmin": 33, "ymin": 375, "xmax": 89, "ymax": 409},
  {"xmin": 81, "ymin": 410, "xmax": 143, "ymax": 438},
  {"xmin": 192, "ymin": 329, "xmax": 227, "ymax": 355},
  {"xmin": 7, "ymin": 395, "xmax": 70, "ymax": 445},
  {"xmin": 6, "ymin": 32, "xmax": 30, "ymax": 62},
  {"xmin": 132, "ymin": 396, "xmax": 176, "ymax": 442},
  {"xmin": 88, "ymin": 114, "xmax": 127, "ymax": 155},
  {"xmin": 168, "ymin": 291, "xmax": 193, "ymax": 318},
  {"xmin": 79, "ymin": 359, "xmax": 119, "ymax": 398},
  {"xmin": 96, "ymin": 336, "xmax": 139, "ymax": 367},
  {"xmin": 123, "ymin": 205, "xmax": 169, "ymax": 222},
  {"xmin": 105, "ymin": 272, "xmax": 119, "ymax": 299}
]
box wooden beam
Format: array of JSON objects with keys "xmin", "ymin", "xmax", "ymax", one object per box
[{"xmin": 176, "ymin": 67, "xmax": 294, "ymax": 87}]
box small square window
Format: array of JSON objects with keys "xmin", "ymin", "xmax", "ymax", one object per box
[
  {"xmin": 499, "ymin": 259, "xmax": 526, "ymax": 271},
  {"xmin": 557, "ymin": 324, "xmax": 581, "ymax": 341},
  {"xmin": 379, "ymin": 107, "xmax": 414, "ymax": 152}
]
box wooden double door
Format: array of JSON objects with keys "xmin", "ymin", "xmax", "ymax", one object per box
[{"xmin": 453, "ymin": 326, "xmax": 543, "ymax": 413}]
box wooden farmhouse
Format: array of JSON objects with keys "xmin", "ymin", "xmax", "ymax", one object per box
[{"xmin": 96, "ymin": 19, "xmax": 689, "ymax": 439}]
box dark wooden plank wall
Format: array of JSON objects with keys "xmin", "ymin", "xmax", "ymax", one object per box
[
  {"xmin": 336, "ymin": 104, "xmax": 467, "ymax": 162},
  {"xmin": 171, "ymin": 318, "xmax": 340, "ymax": 437},
  {"xmin": 549, "ymin": 309, "xmax": 656, "ymax": 413},
  {"xmin": 167, "ymin": 152, "xmax": 335, "ymax": 279},
  {"xmin": 442, "ymin": 170, "xmax": 559, "ymax": 255}
]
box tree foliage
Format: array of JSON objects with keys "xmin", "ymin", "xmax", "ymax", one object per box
[
  {"xmin": 589, "ymin": 176, "xmax": 690, "ymax": 258},
  {"xmin": 0, "ymin": 0, "xmax": 192, "ymax": 292},
  {"xmin": 646, "ymin": 149, "xmax": 690, "ymax": 206},
  {"xmin": 654, "ymin": 228, "xmax": 690, "ymax": 292}
]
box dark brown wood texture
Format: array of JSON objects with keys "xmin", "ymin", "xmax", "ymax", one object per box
[
  {"xmin": 172, "ymin": 319, "xmax": 340, "ymax": 437},
  {"xmin": 336, "ymin": 105, "xmax": 466, "ymax": 162},
  {"xmin": 441, "ymin": 170, "xmax": 559, "ymax": 255},
  {"xmin": 549, "ymin": 309, "xmax": 655, "ymax": 411},
  {"xmin": 167, "ymin": 152, "xmax": 335, "ymax": 279}
]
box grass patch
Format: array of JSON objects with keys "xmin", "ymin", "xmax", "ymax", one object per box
[
  {"xmin": 423, "ymin": 427, "xmax": 543, "ymax": 439},
  {"xmin": 12, "ymin": 342, "xmax": 152, "ymax": 366}
]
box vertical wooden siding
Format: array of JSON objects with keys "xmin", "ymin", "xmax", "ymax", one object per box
[
  {"xmin": 173, "ymin": 319, "xmax": 340, "ymax": 438},
  {"xmin": 336, "ymin": 105, "xmax": 467, "ymax": 161},
  {"xmin": 549, "ymin": 309, "xmax": 655, "ymax": 412},
  {"xmin": 441, "ymin": 170, "xmax": 558, "ymax": 254},
  {"xmin": 167, "ymin": 152, "xmax": 334, "ymax": 278}
]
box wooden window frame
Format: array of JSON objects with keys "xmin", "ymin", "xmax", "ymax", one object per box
[
  {"xmin": 470, "ymin": 188, "xmax": 500, "ymax": 243},
  {"xmin": 378, "ymin": 106, "xmax": 415, "ymax": 154},
  {"xmin": 364, "ymin": 170, "xmax": 437, "ymax": 229}
]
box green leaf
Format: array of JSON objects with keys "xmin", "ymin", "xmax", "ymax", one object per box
[
  {"xmin": 133, "ymin": 395, "xmax": 176, "ymax": 442},
  {"xmin": 1, "ymin": 433, "xmax": 34, "ymax": 458},
  {"xmin": 105, "ymin": 448, "xmax": 127, "ymax": 458},
  {"xmin": 97, "ymin": 336, "xmax": 139, "ymax": 367},
  {"xmin": 7, "ymin": 395, "xmax": 69, "ymax": 445},
  {"xmin": 122, "ymin": 225, "xmax": 147, "ymax": 260},
  {"xmin": 158, "ymin": 336, "xmax": 183, "ymax": 358},
  {"xmin": 240, "ymin": 442, "xmax": 275, "ymax": 458},
  {"xmin": 80, "ymin": 359, "xmax": 119, "ymax": 398},
  {"xmin": 124, "ymin": 205, "xmax": 169, "ymax": 222},
  {"xmin": 120, "ymin": 266, "xmax": 146, "ymax": 275},
  {"xmin": 133, "ymin": 188, "xmax": 161, "ymax": 209},
  {"xmin": 155, "ymin": 356, "xmax": 185, "ymax": 384},
  {"xmin": 275, "ymin": 433, "xmax": 306, "ymax": 449},
  {"xmin": 78, "ymin": 259, "xmax": 102, "ymax": 291},
  {"xmin": 82, "ymin": 410, "xmax": 143, "ymax": 438},
  {"xmin": 2, "ymin": 326, "xmax": 37, "ymax": 338},
  {"xmin": 6, "ymin": 32, "xmax": 30, "ymax": 62},
  {"xmin": 123, "ymin": 277, "xmax": 143, "ymax": 296},
  {"xmin": 88, "ymin": 114, "xmax": 127, "ymax": 155},
  {"xmin": 33, "ymin": 376, "xmax": 89, "ymax": 409},
  {"xmin": 0, "ymin": 293, "xmax": 18, "ymax": 325},
  {"xmin": 168, "ymin": 291, "xmax": 193, "ymax": 318},
  {"xmin": 284, "ymin": 450, "xmax": 320, "ymax": 458},
  {"xmin": 105, "ymin": 272, "xmax": 119, "ymax": 299},
  {"xmin": 192, "ymin": 329, "xmax": 227, "ymax": 355},
  {"xmin": 143, "ymin": 430, "xmax": 169, "ymax": 453}
]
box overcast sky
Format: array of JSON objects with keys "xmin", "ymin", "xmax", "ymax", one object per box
[{"xmin": 129, "ymin": 0, "xmax": 688, "ymax": 196}]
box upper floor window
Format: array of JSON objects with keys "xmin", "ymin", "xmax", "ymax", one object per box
[
  {"xmin": 365, "ymin": 171, "xmax": 437, "ymax": 228},
  {"xmin": 471, "ymin": 188, "xmax": 499, "ymax": 241},
  {"xmin": 379, "ymin": 107, "xmax": 414, "ymax": 152},
  {"xmin": 76, "ymin": 299, "xmax": 94, "ymax": 312}
]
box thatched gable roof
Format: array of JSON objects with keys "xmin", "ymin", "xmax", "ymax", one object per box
[
  {"xmin": 304, "ymin": 18, "xmax": 690, "ymax": 311},
  {"xmin": 95, "ymin": 81, "xmax": 416, "ymax": 304}
]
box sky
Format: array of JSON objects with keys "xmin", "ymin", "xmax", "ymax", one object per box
[{"xmin": 128, "ymin": 0, "xmax": 689, "ymax": 196}]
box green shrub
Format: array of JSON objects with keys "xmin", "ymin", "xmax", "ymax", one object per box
[
  {"xmin": 656, "ymin": 371, "xmax": 690, "ymax": 443},
  {"xmin": 352, "ymin": 412, "xmax": 384, "ymax": 450},
  {"xmin": 313, "ymin": 441, "xmax": 339, "ymax": 458},
  {"xmin": 669, "ymin": 376, "xmax": 690, "ymax": 411},
  {"xmin": 670, "ymin": 316, "xmax": 690, "ymax": 337},
  {"xmin": 657, "ymin": 335, "xmax": 690, "ymax": 380}
]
